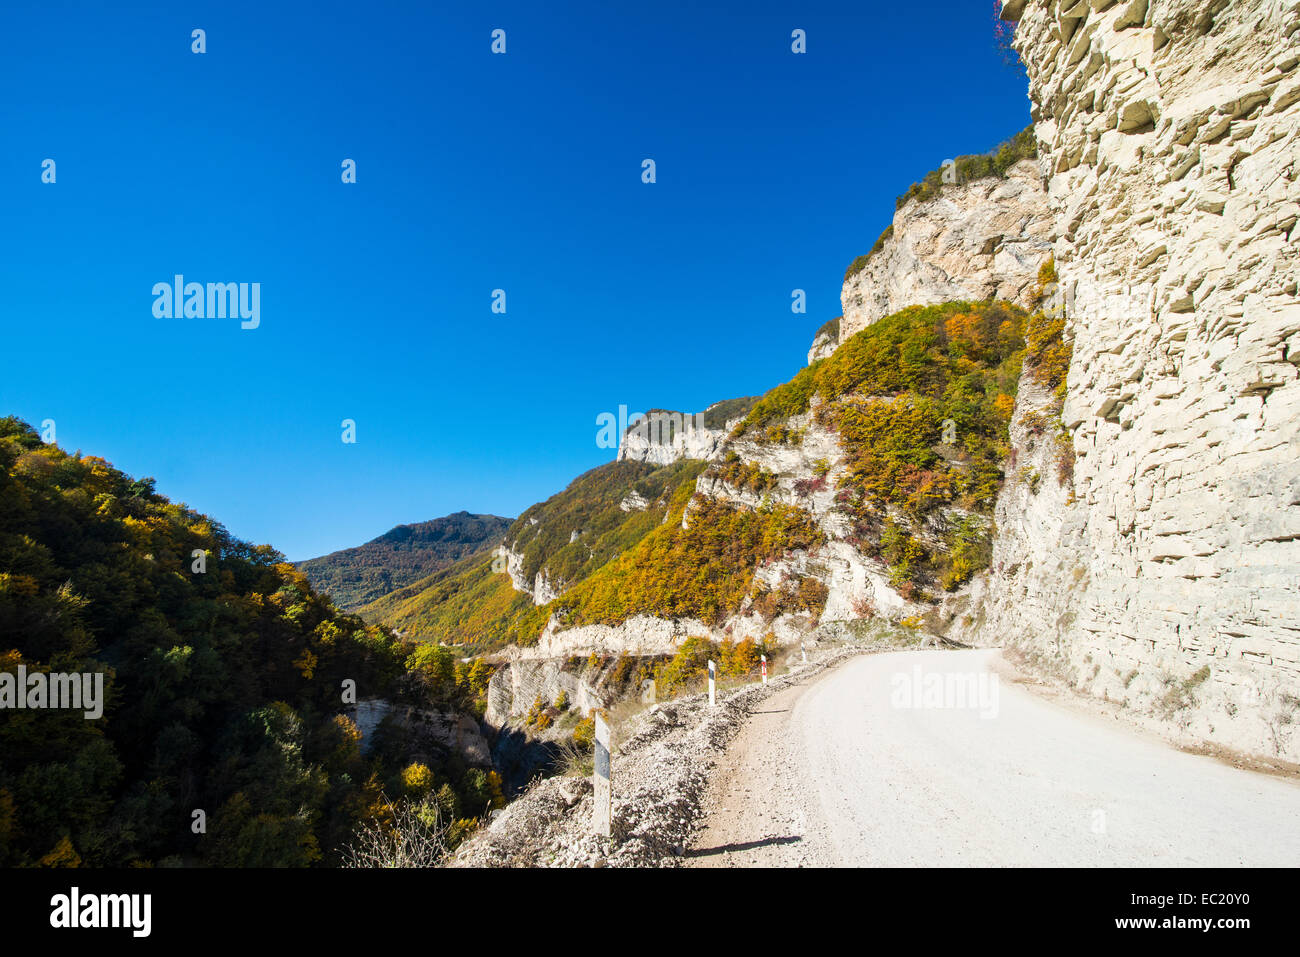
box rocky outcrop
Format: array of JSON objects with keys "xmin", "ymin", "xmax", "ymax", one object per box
[
  {"xmin": 839, "ymin": 159, "xmax": 1053, "ymax": 341},
  {"xmin": 616, "ymin": 403, "xmax": 744, "ymax": 466},
  {"xmin": 345, "ymin": 697, "xmax": 492, "ymax": 766},
  {"xmin": 526, "ymin": 614, "xmax": 704, "ymax": 661},
  {"xmin": 807, "ymin": 318, "xmax": 840, "ymax": 364},
  {"xmin": 937, "ymin": 376, "xmax": 1083, "ymax": 652},
  {"xmin": 517, "ymin": 403, "xmax": 956, "ymax": 661},
  {"xmin": 982, "ymin": 0, "xmax": 1300, "ymax": 760},
  {"xmin": 485, "ymin": 658, "xmax": 610, "ymax": 725},
  {"xmin": 619, "ymin": 490, "xmax": 650, "ymax": 511}
]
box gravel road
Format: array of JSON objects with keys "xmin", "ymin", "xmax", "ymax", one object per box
[{"xmin": 686, "ymin": 648, "xmax": 1300, "ymax": 866}]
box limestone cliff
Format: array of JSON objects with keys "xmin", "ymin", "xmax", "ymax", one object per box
[
  {"xmin": 808, "ymin": 317, "xmax": 841, "ymax": 364},
  {"xmin": 616, "ymin": 399, "xmax": 755, "ymax": 466},
  {"xmin": 839, "ymin": 158, "xmax": 1053, "ymax": 341},
  {"xmin": 978, "ymin": 0, "xmax": 1300, "ymax": 760}
]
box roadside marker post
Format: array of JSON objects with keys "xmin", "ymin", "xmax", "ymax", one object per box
[
  {"xmin": 761, "ymin": 655, "xmax": 768, "ymax": 685},
  {"xmin": 593, "ymin": 713, "xmax": 612, "ymax": 838},
  {"xmin": 801, "ymin": 642, "xmax": 807, "ymax": 664},
  {"xmin": 708, "ymin": 659, "xmax": 716, "ymax": 707}
]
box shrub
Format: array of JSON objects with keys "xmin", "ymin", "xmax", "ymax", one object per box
[
  {"xmin": 657, "ymin": 637, "xmax": 718, "ymax": 695},
  {"xmin": 812, "ymin": 316, "xmax": 842, "ymax": 346},
  {"xmin": 714, "ymin": 456, "xmax": 779, "ymax": 495},
  {"xmin": 1025, "ymin": 309, "xmax": 1071, "ymax": 395},
  {"xmin": 607, "ymin": 652, "xmax": 641, "ymax": 691},
  {"xmin": 1032, "ymin": 255, "xmax": 1057, "ymax": 305},
  {"xmin": 844, "ymin": 225, "xmax": 895, "ymax": 282},
  {"xmin": 401, "ymin": 763, "xmax": 435, "ymax": 799},
  {"xmin": 937, "ymin": 517, "xmax": 991, "ymax": 591},
  {"xmin": 894, "ymin": 126, "xmax": 1037, "ymax": 212},
  {"xmin": 1056, "ymin": 422, "xmax": 1076, "ymax": 487},
  {"xmin": 793, "ymin": 475, "xmax": 827, "ymax": 497},
  {"xmin": 572, "ymin": 716, "xmax": 595, "ymax": 751},
  {"xmin": 881, "ymin": 518, "xmax": 925, "ymax": 576},
  {"xmin": 556, "ymin": 486, "xmax": 825, "ymax": 629}
]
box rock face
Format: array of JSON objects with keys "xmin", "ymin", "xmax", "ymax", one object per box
[
  {"xmin": 345, "ymin": 698, "xmax": 492, "ymax": 767},
  {"xmin": 485, "ymin": 658, "xmax": 610, "ymax": 726},
  {"xmin": 839, "ymin": 159, "xmax": 1053, "ymax": 341},
  {"xmin": 498, "ymin": 543, "xmax": 550, "ymax": 604},
  {"xmin": 616, "ymin": 410, "xmax": 732, "ymax": 466},
  {"xmin": 807, "ymin": 321, "xmax": 840, "ymax": 364},
  {"xmin": 527, "ymin": 614, "xmax": 702, "ymax": 661},
  {"xmin": 981, "ymin": 0, "xmax": 1300, "ymax": 760}
]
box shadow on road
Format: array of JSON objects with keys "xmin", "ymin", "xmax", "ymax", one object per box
[{"xmin": 685, "ymin": 835, "xmax": 802, "ymax": 858}]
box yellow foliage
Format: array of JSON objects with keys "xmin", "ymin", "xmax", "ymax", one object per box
[
  {"xmin": 293, "ymin": 648, "xmax": 318, "ymax": 680},
  {"xmin": 572, "ymin": 716, "xmax": 595, "ymax": 750},
  {"xmin": 39, "ymin": 835, "xmax": 82, "ymax": 868},
  {"xmin": 486, "ymin": 771, "xmax": 506, "ymax": 810},
  {"xmin": 0, "ymin": 574, "xmax": 39, "ymax": 597},
  {"xmin": 558, "ymin": 491, "xmax": 824, "ymax": 629},
  {"xmin": 401, "ymin": 763, "xmax": 435, "ymax": 798},
  {"xmin": 332, "ymin": 713, "xmax": 362, "ymax": 745}
]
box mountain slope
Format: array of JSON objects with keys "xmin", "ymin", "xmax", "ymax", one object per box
[
  {"xmin": 0, "ymin": 418, "xmax": 403, "ymax": 865},
  {"xmin": 0, "ymin": 418, "xmax": 503, "ymax": 867},
  {"xmin": 298, "ymin": 512, "xmax": 511, "ymax": 611},
  {"xmin": 361, "ymin": 299, "xmax": 1040, "ymax": 659},
  {"xmin": 358, "ymin": 459, "xmax": 708, "ymax": 647}
]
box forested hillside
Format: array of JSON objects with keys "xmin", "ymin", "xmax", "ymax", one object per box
[
  {"xmin": 361, "ymin": 299, "xmax": 1049, "ymax": 649},
  {"xmin": 298, "ymin": 512, "xmax": 511, "ymax": 610},
  {"xmin": 358, "ymin": 459, "xmax": 707, "ymax": 648},
  {"xmin": 0, "ymin": 418, "xmax": 498, "ymax": 866}
]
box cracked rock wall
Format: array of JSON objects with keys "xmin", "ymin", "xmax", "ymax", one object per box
[
  {"xmin": 994, "ymin": 0, "xmax": 1300, "ymax": 758},
  {"xmin": 839, "ymin": 159, "xmax": 1053, "ymax": 341}
]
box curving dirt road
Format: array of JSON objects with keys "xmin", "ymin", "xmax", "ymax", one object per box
[{"xmin": 686, "ymin": 648, "xmax": 1300, "ymax": 867}]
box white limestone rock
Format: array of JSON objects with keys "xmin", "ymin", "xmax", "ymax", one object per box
[{"xmin": 839, "ymin": 158, "xmax": 1053, "ymax": 342}]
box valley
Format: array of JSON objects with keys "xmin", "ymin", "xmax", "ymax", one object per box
[{"xmin": 4, "ymin": 0, "xmax": 1298, "ymax": 872}]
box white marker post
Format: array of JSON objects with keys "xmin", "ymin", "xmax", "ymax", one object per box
[
  {"xmin": 593, "ymin": 714, "xmax": 612, "ymax": 838},
  {"xmin": 761, "ymin": 654, "xmax": 768, "ymax": 685},
  {"xmin": 801, "ymin": 642, "xmax": 807, "ymax": 664},
  {"xmin": 707, "ymin": 659, "xmax": 716, "ymax": 707}
]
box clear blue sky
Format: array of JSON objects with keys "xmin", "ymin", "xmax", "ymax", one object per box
[{"xmin": 0, "ymin": 0, "xmax": 1029, "ymax": 561}]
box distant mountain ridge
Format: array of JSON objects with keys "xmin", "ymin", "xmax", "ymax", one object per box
[{"xmin": 298, "ymin": 511, "xmax": 511, "ymax": 610}]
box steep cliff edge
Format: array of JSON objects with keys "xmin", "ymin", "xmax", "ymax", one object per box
[
  {"xmin": 616, "ymin": 398, "xmax": 758, "ymax": 466},
  {"xmin": 839, "ymin": 155, "xmax": 1053, "ymax": 342},
  {"xmin": 978, "ymin": 0, "xmax": 1300, "ymax": 760}
]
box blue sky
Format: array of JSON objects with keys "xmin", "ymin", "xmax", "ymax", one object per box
[{"xmin": 0, "ymin": 0, "xmax": 1029, "ymax": 561}]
